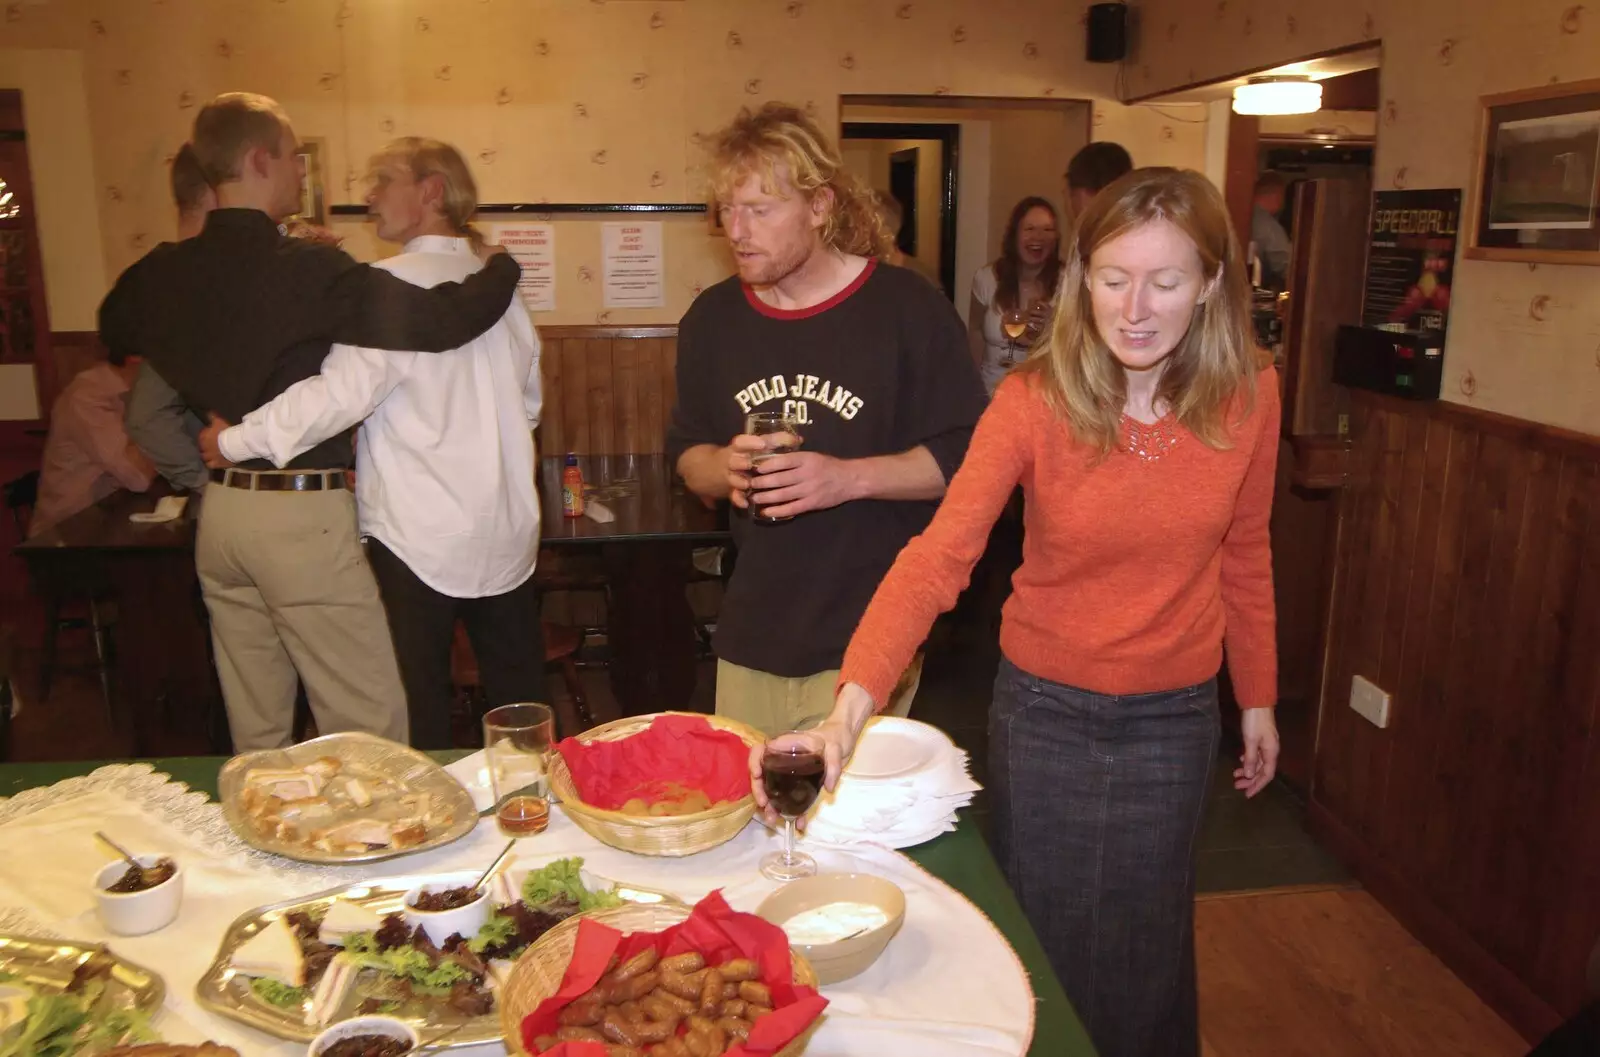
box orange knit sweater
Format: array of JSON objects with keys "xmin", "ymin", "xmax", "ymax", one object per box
[{"xmin": 840, "ymin": 368, "xmax": 1281, "ymax": 710}]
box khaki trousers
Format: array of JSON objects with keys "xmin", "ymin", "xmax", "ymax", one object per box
[
  {"xmin": 195, "ymin": 483, "xmax": 408, "ymax": 751},
  {"xmin": 715, "ymin": 654, "xmax": 924, "ymax": 738}
]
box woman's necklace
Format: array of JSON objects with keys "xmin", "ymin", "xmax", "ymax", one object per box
[{"xmin": 1120, "ymin": 395, "xmax": 1182, "ymax": 463}]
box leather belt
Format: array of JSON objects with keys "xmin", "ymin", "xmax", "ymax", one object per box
[{"xmin": 209, "ymin": 468, "xmax": 350, "ymax": 492}]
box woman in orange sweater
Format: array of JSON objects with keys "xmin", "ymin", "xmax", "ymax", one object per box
[{"xmin": 754, "ymin": 168, "xmax": 1281, "ymax": 1057}]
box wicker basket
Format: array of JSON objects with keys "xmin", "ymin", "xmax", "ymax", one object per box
[
  {"xmin": 549, "ymin": 712, "xmax": 764, "ymax": 857},
  {"xmin": 498, "ymin": 902, "xmax": 819, "ymax": 1057}
]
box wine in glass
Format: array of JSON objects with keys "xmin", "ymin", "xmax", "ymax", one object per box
[
  {"xmin": 744, "ymin": 410, "xmax": 803, "ymax": 525},
  {"xmin": 1001, "ymin": 307, "xmax": 1028, "ymax": 366},
  {"xmin": 760, "ymin": 742, "xmax": 824, "ymax": 881}
]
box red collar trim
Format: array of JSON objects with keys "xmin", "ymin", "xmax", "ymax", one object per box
[{"xmin": 742, "ymin": 258, "xmax": 878, "ymax": 320}]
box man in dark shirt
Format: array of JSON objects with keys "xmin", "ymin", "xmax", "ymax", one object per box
[
  {"xmin": 667, "ymin": 103, "xmax": 985, "ymax": 737},
  {"xmin": 100, "ymin": 92, "xmax": 522, "ymax": 751},
  {"xmin": 125, "ymin": 143, "xmax": 217, "ymax": 493}
]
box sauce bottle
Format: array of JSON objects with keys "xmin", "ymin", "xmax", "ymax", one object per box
[{"xmin": 561, "ymin": 453, "xmax": 585, "ymax": 518}]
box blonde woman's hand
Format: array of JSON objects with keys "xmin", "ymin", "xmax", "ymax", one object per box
[
  {"xmin": 747, "ymin": 682, "xmax": 877, "ymax": 829},
  {"xmin": 1235, "ymin": 707, "xmax": 1280, "ymax": 798}
]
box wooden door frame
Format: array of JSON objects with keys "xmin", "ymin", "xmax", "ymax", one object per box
[{"xmin": 0, "ymin": 90, "xmax": 54, "ymax": 426}]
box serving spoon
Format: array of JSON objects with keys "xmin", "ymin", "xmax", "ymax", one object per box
[{"xmin": 95, "ymin": 830, "xmax": 168, "ymax": 888}]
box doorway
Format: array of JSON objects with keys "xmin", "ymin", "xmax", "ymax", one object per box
[
  {"xmin": 888, "ymin": 149, "xmax": 920, "ymax": 257},
  {"xmin": 840, "ymin": 97, "xmax": 1091, "ymax": 316},
  {"xmin": 840, "ymin": 122, "xmax": 960, "ymax": 298}
]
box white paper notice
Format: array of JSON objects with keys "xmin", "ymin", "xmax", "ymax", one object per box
[
  {"xmin": 492, "ymin": 223, "xmax": 556, "ymax": 312},
  {"xmin": 602, "ymin": 221, "xmax": 664, "ymax": 309}
]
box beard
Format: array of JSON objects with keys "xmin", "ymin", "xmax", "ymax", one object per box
[{"xmin": 733, "ymin": 236, "xmax": 818, "ymax": 287}]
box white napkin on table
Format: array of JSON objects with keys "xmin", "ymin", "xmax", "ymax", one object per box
[
  {"xmin": 804, "ymin": 727, "xmax": 982, "ymax": 849},
  {"xmin": 443, "ymin": 749, "xmax": 495, "ymax": 813}
]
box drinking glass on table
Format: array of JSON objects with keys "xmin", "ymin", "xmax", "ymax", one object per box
[
  {"xmin": 760, "ymin": 737, "xmax": 824, "ymax": 881},
  {"xmin": 483, "ymin": 703, "xmax": 555, "ymax": 837},
  {"xmin": 744, "ymin": 410, "xmax": 803, "ymax": 525},
  {"xmin": 1000, "ymin": 307, "xmax": 1028, "ymax": 366}
]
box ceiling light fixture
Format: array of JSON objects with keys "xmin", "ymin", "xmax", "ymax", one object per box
[{"xmin": 1231, "ymin": 75, "xmax": 1323, "ymax": 116}]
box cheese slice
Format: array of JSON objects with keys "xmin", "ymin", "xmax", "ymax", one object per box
[
  {"xmin": 318, "ymin": 900, "xmax": 384, "ymax": 945},
  {"xmin": 230, "ymin": 916, "xmax": 307, "ymax": 988}
]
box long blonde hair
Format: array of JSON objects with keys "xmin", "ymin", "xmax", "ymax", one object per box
[
  {"xmin": 369, "ymin": 137, "xmax": 483, "ymax": 247},
  {"xmin": 1019, "ymin": 167, "xmax": 1262, "ymax": 455},
  {"xmin": 705, "ymin": 103, "xmax": 894, "ymax": 258}
]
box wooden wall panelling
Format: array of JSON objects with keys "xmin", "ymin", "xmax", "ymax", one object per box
[
  {"xmin": 1308, "ymin": 391, "xmax": 1600, "ymax": 1037},
  {"xmin": 538, "ymin": 331, "xmax": 566, "ymax": 460},
  {"xmin": 585, "ymin": 337, "xmax": 617, "ymax": 457},
  {"xmin": 637, "ymin": 337, "xmax": 666, "ymax": 455},
  {"xmin": 1531, "ymin": 458, "xmax": 1600, "ymax": 1004},
  {"xmin": 534, "ymin": 327, "xmax": 679, "ymax": 457},
  {"xmin": 610, "ymin": 335, "xmax": 640, "ymax": 455},
  {"xmin": 561, "ymin": 334, "xmax": 592, "ymax": 455}
]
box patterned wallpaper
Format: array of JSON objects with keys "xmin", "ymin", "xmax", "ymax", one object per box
[
  {"xmin": 1, "ymin": 0, "xmax": 1138, "ymax": 328},
  {"xmin": 1125, "ymin": 0, "xmax": 1600, "ymax": 433}
]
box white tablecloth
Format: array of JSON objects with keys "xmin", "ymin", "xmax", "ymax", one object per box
[{"xmin": 0, "ymin": 765, "xmax": 1034, "ymax": 1057}]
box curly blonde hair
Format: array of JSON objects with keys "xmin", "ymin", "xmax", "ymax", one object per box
[
  {"xmin": 705, "ymin": 102, "xmax": 894, "ymax": 258},
  {"xmin": 1018, "ymin": 167, "xmax": 1265, "ymax": 455}
]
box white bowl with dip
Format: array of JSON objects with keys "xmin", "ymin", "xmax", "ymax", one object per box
[
  {"xmin": 401, "ymin": 872, "xmax": 491, "ymax": 947},
  {"xmin": 756, "ymin": 872, "xmax": 906, "ymax": 984},
  {"xmin": 92, "ymin": 855, "xmax": 183, "ymax": 936},
  {"xmin": 308, "ymin": 1014, "xmax": 419, "ymax": 1056}
]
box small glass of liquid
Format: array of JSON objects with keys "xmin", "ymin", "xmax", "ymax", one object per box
[
  {"xmin": 483, "ymin": 703, "xmax": 555, "ymax": 837},
  {"xmin": 744, "ymin": 410, "xmax": 803, "ymax": 525}
]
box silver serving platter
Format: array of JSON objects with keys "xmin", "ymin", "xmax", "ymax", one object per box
[
  {"xmin": 195, "ymin": 866, "xmax": 680, "ymax": 1047},
  {"xmin": 219, "ymin": 731, "xmax": 478, "ymax": 864},
  {"xmin": 0, "ymin": 931, "xmax": 165, "ymax": 1030}
]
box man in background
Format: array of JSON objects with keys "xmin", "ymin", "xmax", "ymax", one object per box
[
  {"xmin": 1064, "ymin": 140, "xmax": 1133, "ymax": 219},
  {"xmin": 125, "ymin": 144, "xmax": 215, "ymax": 493},
  {"xmin": 100, "ymin": 91, "xmax": 522, "ymax": 751},
  {"xmin": 1251, "ymin": 170, "xmax": 1293, "ymax": 289},
  {"xmin": 29, "ymin": 347, "xmax": 156, "ymax": 538},
  {"xmin": 668, "ymin": 103, "xmax": 985, "ymax": 736}
]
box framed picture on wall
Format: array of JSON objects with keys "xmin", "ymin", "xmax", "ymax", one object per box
[
  {"xmin": 295, "ymin": 138, "xmax": 327, "ymax": 227},
  {"xmin": 1468, "ymin": 77, "xmax": 1600, "ymax": 264}
]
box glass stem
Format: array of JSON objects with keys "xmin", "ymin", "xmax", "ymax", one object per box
[{"xmin": 784, "ymin": 817, "xmax": 796, "ymax": 865}]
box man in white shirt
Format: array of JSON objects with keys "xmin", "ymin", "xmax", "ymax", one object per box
[{"xmin": 199, "ymin": 137, "xmax": 545, "ymax": 748}]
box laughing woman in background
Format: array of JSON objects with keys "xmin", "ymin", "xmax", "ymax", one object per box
[
  {"xmin": 968, "ymin": 196, "xmax": 1062, "ymax": 396},
  {"xmin": 757, "ymin": 168, "xmax": 1282, "ymax": 1057}
]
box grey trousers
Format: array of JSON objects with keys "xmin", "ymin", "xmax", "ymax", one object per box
[
  {"xmin": 195, "ymin": 483, "xmax": 408, "ymax": 751},
  {"xmin": 989, "ymin": 657, "xmax": 1219, "ymax": 1057}
]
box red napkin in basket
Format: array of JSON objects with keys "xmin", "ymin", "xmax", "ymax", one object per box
[
  {"xmin": 556, "ymin": 714, "xmax": 752, "ymax": 810},
  {"xmin": 523, "ymin": 891, "xmax": 827, "ymax": 1057}
]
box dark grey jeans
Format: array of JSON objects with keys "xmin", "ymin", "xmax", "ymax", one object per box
[{"xmin": 989, "ymin": 657, "xmax": 1219, "ymax": 1057}]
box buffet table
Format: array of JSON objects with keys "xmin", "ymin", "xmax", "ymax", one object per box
[{"xmin": 0, "ymin": 756, "xmax": 1095, "ymax": 1057}]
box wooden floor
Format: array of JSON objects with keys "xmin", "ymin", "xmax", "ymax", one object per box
[{"xmin": 1197, "ymin": 887, "xmax": 1529, "ymax": 1057}]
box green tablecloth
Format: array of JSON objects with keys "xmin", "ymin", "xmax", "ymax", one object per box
[{"xmin": 0, "ymin": 756, "xmax": 1094, "ymax": 1057}]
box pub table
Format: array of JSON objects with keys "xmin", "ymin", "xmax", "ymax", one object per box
[{"xmin": 0, "ymin": 754, "xmax": 1097, "ymax": 1057}]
